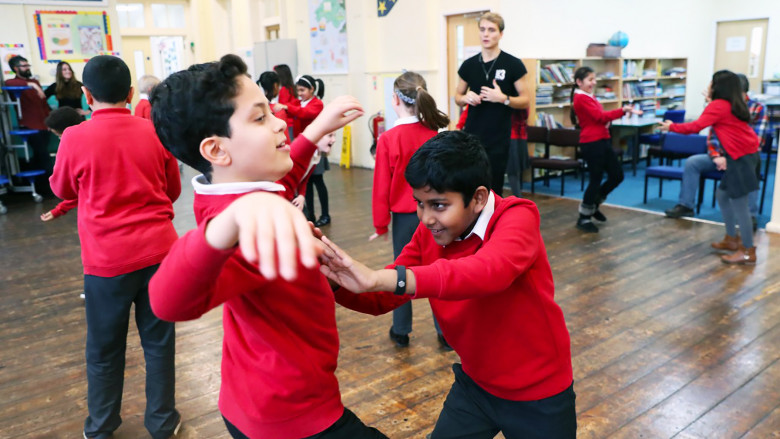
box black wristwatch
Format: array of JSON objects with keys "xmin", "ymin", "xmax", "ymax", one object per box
[{"xmin": 394, "ymin": 265, "xmax": 407, "ymax": 295}]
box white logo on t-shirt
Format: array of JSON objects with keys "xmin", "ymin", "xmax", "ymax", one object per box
[{"xmin": 495, "ymin": 69, "xmax": 506, "ymax": 80}]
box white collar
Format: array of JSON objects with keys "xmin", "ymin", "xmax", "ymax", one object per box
[
  {"xmin": 574, "ymin": 88, "xmax": 595, "ymax": 99},
  {"xmin": 139, "ymin": 93, "xmax": 149, "ymax": 100},
  {"xmin": 300, "ymin": 98, "xmax": 312, "ymax": 107},
  {"xmin": 393, "ymin": 115, "xmax": 419, "ymax": 127},
  {"xmin": 192, "ymin": 174, "xmax": 286, "ymax": 195},
  {"xmin": 458, "ymin": 191, "xmax": 495, "ymax": 241}
]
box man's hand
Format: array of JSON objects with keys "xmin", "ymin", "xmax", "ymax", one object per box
[
  {"xmin": 319, "ymin": 235, "xmax": 377, "ymax": 293},
  {"xmin": 291, "ymin": 195, "xmax": 305, "ymax": 210},
  {"xmin": 463, "ymin": 90, "xmax": 482, "ymax": 106},
  {"xmin": 303, "ymin": 95, "xmax": 364, "ymax": 144},
  {"xmin": 204, "ymin": 192, "xmax": 320, "ymax": 281},
  {"xmin": 479, "ymin": 80, "xmax": 506, "ymax": 104},
  {"xmin": 713, "ymin": 156, "xmax": 727, "ymax": 171},
  {"xmin": 28, "ymin": 82, "xmax": 45, "ymax": 99}
]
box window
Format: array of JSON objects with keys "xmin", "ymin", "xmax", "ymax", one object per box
[
  {"xmin": 117, "ymin": 3, "xmax": 145, "ymax": 29},
  {"xmin": 151, "ymin": 3, "xmax": 185, "ymax": 28}
]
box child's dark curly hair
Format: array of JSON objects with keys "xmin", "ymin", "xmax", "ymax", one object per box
[{"xmin": 150, "ymin": 54, "xmax": 249, "ymax": 176}]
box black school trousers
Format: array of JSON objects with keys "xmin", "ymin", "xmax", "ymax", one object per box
[
  {"xmin": 431, "ymin": 364, "xmax": 576, "ymax": 439},
  {"xmin": 223, "ymin": 408, "xmax": 388, "ymax": 439}
]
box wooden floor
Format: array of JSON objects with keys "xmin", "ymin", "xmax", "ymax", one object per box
[{"xmin": 1, "ymin": 166, "xmax": 779, "ymax": 439}]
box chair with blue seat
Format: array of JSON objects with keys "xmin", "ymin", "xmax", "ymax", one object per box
[
  {"xmin": 642, "ymin": 110, "xmax": 686, "ymax": 166},
  {"xmin": 643, "ymin": 132, "xmax": 707, "ymax": 204},
  {"xmin": 0, "ymin": 174, "xmax": 9, "ymax": 214}
]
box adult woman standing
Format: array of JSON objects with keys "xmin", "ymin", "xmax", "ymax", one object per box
[{"xmin": 45, "ymin": 61, "xmax": 90, "ymax": 116}]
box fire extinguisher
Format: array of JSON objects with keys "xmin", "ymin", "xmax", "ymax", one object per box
[{"xmin": 368, "ymin": 111, "xmax": 384, "ymax": 158}]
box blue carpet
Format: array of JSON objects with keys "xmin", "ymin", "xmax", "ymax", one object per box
[{"xmin": 523, "ymin": 156, "xmax": 775, "ymax": 229}]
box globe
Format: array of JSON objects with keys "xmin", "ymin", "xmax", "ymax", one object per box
[{"xmin": 609, "ymin": 31, "xmax": 629, "ymax": 49}]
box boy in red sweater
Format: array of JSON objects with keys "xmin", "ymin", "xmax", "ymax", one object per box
[
  {"xmin": 319, "ymin": 130, "xmax": 576, "ymax": 438},
  {"xmin": 40, "ymin": 107, "xmax": 83, "ymax": 221},
  {"xmin": 147, "ymin": 55, "xmax": 386, "ymax": 439},
  {"xmin": 49, "ymin": 56, "xmax": 182, "ymax": 439}
]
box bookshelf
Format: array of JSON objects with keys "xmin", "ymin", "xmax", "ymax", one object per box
[{"xmin": 529, "ymin": 57, "xmax": 688, "ymax": 129}]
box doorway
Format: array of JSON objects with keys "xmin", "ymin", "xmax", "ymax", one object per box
[
  {"xmin": 714, "ymin": 18, "xmax": 768, "ymax": 93},
  {"xmin": 122, "ymin": 36, "xmax": 153, "ymax": 109},
  {"xmin": 445, "ymin": 11, "xmax": 487, "ymax": 130}
]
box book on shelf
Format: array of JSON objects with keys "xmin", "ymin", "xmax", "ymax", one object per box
[
  {"xmin": 539, "ymin": 62, "xmax": 576, "ymax": 83},
  {"xmin": 662, "ymin": 67, "xmax": 686, "ymax": 76},
  {"xmin": 535, "ymin": 111, "xmax": 564, "ymax": 129},
  {"xmin": 622, "ymin": 59, "xmax": 645, "ymax": 78}
]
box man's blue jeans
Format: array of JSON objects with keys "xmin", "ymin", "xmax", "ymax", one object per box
[{"xmin": 679, "ymin": 153, "xmax": 758, "ymax": 216}]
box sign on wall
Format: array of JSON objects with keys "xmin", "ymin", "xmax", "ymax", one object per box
[
  {"xmin": 0, "ymin": 43, "xmax": 29, "ymax": 76},
  {"xmin": 308, "ymin": 0, "xmax": 348, "ymax": 74},
  {"xmin": 34, "ymin": 10, "xmax": 119, "ymax": 63}
]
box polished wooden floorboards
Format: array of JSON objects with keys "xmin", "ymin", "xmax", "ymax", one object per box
[{"xmin": 1, "ymin": 166, "xmax": 778, "ymax": 438}]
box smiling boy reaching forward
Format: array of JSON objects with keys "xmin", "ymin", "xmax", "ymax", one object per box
[{"xmin": 320, "ymin": 130, "xmax": 576, "ymax": 439}]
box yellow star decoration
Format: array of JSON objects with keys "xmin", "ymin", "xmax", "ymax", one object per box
[{"xmin": 378, "ymin": 1, "xmax": 386, "ymax": 14}]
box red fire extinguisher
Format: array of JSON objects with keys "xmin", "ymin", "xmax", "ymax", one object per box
[{"xmin": 369, "ymin": 111, "xmax": 384, "ymax": 158}]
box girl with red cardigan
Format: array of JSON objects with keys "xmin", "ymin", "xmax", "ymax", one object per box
[
  {"xmin": 571, "ymin": 66, "xmax": 635, "ymax": 233},
  {"xmin": 369, "ymin": 71, "xmax": 450, "ymax": 348},
  {"xmin": 661, "ymin": 70, "xmax": 760, "ymax": 264},
  {"xmin": 273, "ymin": 64, "xmax": 299, "ymax": 138}
]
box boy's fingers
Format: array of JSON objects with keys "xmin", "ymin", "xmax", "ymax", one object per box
[
  {"xmin": 236, "ymin": 216, "xmax": 258, "ymax": 264},
  {"xmin": 255, "ymin": 212, "xmax": 278, "ymax": 280},
  {"xmin": 272, "ymin": 209, "xmax": 298, "ymax": 281},
  {"xmin": 292, "ymin": 210, "xmax": 319, "ymax": 269}
]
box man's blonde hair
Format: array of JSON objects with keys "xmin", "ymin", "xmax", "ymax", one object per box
[{"xmin": 478, "ymin": 12, "xmax": 504, "ymax": 32}]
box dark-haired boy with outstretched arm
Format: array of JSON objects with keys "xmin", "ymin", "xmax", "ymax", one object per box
[
  {"xmin": 49, "ymin": 56, "xmax": 182, "ymax": 439},
  {"xmin": 319, "ymin": 130, "xmax": 576, "ymax": 439},
  {"xmin": 147, "ymin": 54, "xmax": 388, "ymax": 439}
]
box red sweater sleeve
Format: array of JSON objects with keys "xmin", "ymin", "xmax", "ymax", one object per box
[
  {"xmin": 149, "ymin": 220, "xmax": 240, "ymax": 321},
  {"xmin": 573, "ymin": 94, "xmax": 624, "ymax": 125},
  {"xmin": 411, "ymin": 204, "xmax": 542, "ymax": 301},
  {"xmin": 49, "ymin": 131, "xmax": 79, "ymax": 201},
  {"xmin": 277, "ymin": 135, "xmax": 317, "ymax": 200},
  {"xmin": 287, "ymin": 98, "xmax": 324, "ymax": 122},
  {"xmin": 669, "ymin": 100, "xmax": 725, "ymax": 135},
  {"xmin": 51, "ymin": 198, "xmax": 78, "ymax": 217},
  {"xmin": 371, "ymin": 134, "xmax": 392, "ymax": 235}
]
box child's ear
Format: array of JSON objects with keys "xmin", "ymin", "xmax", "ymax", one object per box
[
  {"xmin": 82, "ymin": 86, "xmax": 94, "ymax": 106},
  {"xmin": 200, "ymin": 136, "xmax": 231, "ymax": 167},
  {"xmin": 471, "ymin": 186, "xmax": 490, "ymax": 213},
  {"xmin": 125, "ymin": 86, "xmax": 134, "ymax": 104}
]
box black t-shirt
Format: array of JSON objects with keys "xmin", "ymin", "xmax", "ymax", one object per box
[
  {"xmin": 45, "ymin": 82, "xmax": 84, "ymax": 110},
  {"xmin": 458, "ymin": 51, "xmax": 527, "ymax": 151}
]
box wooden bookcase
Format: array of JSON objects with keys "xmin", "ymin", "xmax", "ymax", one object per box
[{"xmin": 529, "ymin": 57, "xmax": 688, "ymax": 129}]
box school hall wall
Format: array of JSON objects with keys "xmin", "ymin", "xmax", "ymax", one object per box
[{"xmin": 0, "ymin": 1, "xmax": 124, "ymax": 86}]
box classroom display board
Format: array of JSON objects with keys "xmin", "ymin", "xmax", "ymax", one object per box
[
  {"xmin": 308, "ymin": 0, "xmax": 348, "ymax": 74},
  {"xmin": 0, "ymin": 44, "xmax": 28, "ymax": 76},
  {"xmin": 34, "ymin": 10, "xmax": 118, "ymax": 63}
]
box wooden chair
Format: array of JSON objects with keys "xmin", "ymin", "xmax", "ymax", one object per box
[{"xmin": 530, "ymin": 128, "xmax": 581, "ymax": 196}]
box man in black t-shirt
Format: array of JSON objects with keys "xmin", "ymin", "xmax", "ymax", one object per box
[{"xmin": 455, "ymin": 12, "xmax": 529, "ymax": 193}]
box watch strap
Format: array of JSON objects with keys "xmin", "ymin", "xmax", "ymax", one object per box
[{"xmin": 394, "ymin": 265, "xmax": 407, "ymax": 295}]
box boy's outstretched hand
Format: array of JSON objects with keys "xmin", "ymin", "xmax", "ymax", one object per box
[
  {"xmin": 41, "ymin": 211, "xmax": 55, "ymax": 221},
  {"xmin": 303, "ymin": 95, "xmax": 364, "ymax": 144},
  {"xmin": 205, "ymin": 192, "xmax": 320, "ymax": 281},
  {"xmin": 318, "ymin": 235, "xmax": 377, "ymax": 293}
]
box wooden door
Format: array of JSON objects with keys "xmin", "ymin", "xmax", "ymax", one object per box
[
  {"xmin": 121, "ymin": 36, "xmax": 154, "ymax": 108},
  {"xmin": 446, "ymin": 11, "xmax": 487, "ymax": 130},
  {"xmin": 714, "ymin": 19, "xmax": 768, "ymax": 93}
]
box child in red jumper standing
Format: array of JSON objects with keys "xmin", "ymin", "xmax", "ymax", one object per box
[
  {"xmin": 134, "ymin": 74, "xmax": 160, "ymax": 120},
  {"xmin": 571, "ymin": 66, "xmax": 635, "ymax": 233},
  {"xmin": 274, "ymin": 64, "xmax": 300, "ymax": 139},
  {"xmin": 148, "ymin": 55, "xmax": 385, "ymax": 439},
  {"xmin": 369, "ymin": 71, "xmax": 450, "ymax": 348},
  {"xmin": 660, "ymin": 70, "xmax": 760, "ymax": 264},
  {"xmin": 319, "ymin": 130, "xmax": 576, "ymax": 439},
  {"xmin": 49, "ymin": 56, "xmax": 182, "ymax": 439},
  {"xmin": 299, "ymin": 132, "xmax": 335, "ymax": 222}
]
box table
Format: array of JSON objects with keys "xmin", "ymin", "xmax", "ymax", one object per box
[{"xmin": 611, "ymin": 116, "xmax": 662, "ymax": 175}]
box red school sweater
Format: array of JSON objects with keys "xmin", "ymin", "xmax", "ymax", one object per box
[
  {"xmin": 134, "ymin": 98, "xmax": 152, "ymax": 120},
  {"xmin": 669, "ymin": 99, "xmax": 759, "ymax": 160},
  {"xmin": 287, "ymin": 97, "xmax": 323, "ymax": 138},
  {"xmin": 149, "ymin": 135, "xmax": 345, "ymax": 439},
  {"xmin": 278, "ymin": 86, "xmax": 300, "ymax": 126},
  {"xmin": 50, "ymin": 108, "xmax": 181, "ymax": 276},
  {"xmin": 572, "ymin": 90, "xmax": 625, "ymax": 143},
  {"xmin": 336, "ymin": 194, "xmax": 573, "ymax": 401},
  {"xmin": 372, "ymin": 118, "xmax": 438, "ymax": 235}
]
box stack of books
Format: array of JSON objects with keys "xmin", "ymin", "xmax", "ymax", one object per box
[
  {"xmin": 662, "ymin": 67, "xmax": 686, "ymax": 76},
  {"xmin": 536, "ymin": 85, "xmax": 553, "ymax": 105},
  {"xmin": 539, "ymin": 62, "xmax": 576, "ymax": 83},
  {"xmin": 535, "ymin": 112, "xmax": 563, "ymax": 129},
  {"xmin": 623, "ymin": 59, "xmax": 645, "ymax": 78}
]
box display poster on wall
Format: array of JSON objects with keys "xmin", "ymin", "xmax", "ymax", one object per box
[
  {"xmin": 34, "ymin": 10, "xmax": 119, "ymax": 63},
  {"xmin": 0, "ymin": 43, "xmax": 29, "ymax": 77},
  {"xmin": 150, "ymin": 36, "xmax": 183, "ymax": 80},
  {"xmin": 308, "ymin": 0, "xmax": 348, "ymax": 74}
]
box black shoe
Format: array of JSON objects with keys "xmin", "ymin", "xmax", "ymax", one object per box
[
  {"xmin": 664, "ymin": 204, "xmax": 694, "ymax": 219},
  {"xmin": 592, "ymin": 209, "xmax": 607, "ymax": 222},
  {"xmin": 752, "ymin": 216, "xmax": 758, "ymax": 232},
  {"xmin": 576, "ymin": 218, "xmax": 599, "ymax": 233},
  {"xmin": 314, "ymin": 215, "xmax": 331, "ymax": 227},
  {"xmin": 437, "ymin": 334, "xmax": 453, "ymax": 351},
  {"xmin": 388, "ymin": 328, "xmax": 409, "ymax": 347}
]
